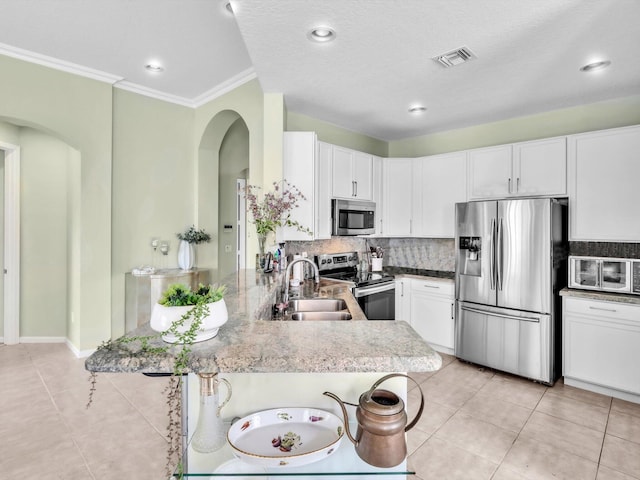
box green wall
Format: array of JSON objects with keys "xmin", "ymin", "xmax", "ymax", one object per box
[
  {"xmin": 0, "ymin": 55, "xmax": 112, "ymax": 352},
  {"xmin": 388, "ymin": 94, "xmax": 640, "ymax": 157},
  {"xmin": 195, "ymin": 79, "xmax": 267, "ymax": 265},
  {"xmin": 286, "ymin": 111, "xmax": 388, "ymax": 157},
  {"xmin": 111, "ymin": 89, "xmax": 195, "ymax": 338},
  {"xmin": 19, "ymin": 127, "xmax": 74, "ymax": 338}
]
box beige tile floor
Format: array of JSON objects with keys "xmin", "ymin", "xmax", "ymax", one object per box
[{"xmin": 2, "ymin": 343, "xmax": 639, "ymax": 480}]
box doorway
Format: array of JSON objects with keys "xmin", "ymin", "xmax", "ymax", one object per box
[{"xmin": 0, "ymin": 141, "xmax": 20, "ymax": 345}]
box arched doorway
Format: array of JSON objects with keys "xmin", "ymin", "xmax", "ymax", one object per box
[
  {"xmin": 0, "ymin": 119, "xmax": 80, "ymax": 345},
  {"xmin": 197, "ymin": 111, "xmax": 249, "ymax": 278}
]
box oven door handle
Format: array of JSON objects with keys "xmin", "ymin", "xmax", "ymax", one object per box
[{"xmin": 353, "ymin": 282, "xmax": 395, "ymax": 298}]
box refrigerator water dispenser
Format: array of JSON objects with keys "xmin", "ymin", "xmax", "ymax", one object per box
[{"xmin": 458, "ymin": 236, "xmax": 481, "ymax": 276}]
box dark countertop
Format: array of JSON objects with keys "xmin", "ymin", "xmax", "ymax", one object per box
[
  {"xmin": 560, "ymin": 287, "xmax": 640, "ymax": 305},
  {"xmin": 384, "ymin": 266, "xmax": 455, "ymax": 280}
]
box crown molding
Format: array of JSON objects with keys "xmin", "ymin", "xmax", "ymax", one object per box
[
  {"xmin": 192, "ymin": 67, "xmax": 257, "ymax": 108},
  {"xmin": 113, "ymin": 81, "xmax": 195, "ymax": 107},
  {"xmin": 0, "ymin": 42, "xmax": 123, "ymax": 84},
  {"xmin": 1, "ymin": 42, "xmax": 258, "ymax": 109}
]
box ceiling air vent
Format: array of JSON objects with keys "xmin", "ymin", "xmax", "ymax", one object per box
[{"xmin": 433, "ymin": 46, "xmax": 477, "ymax": 68}]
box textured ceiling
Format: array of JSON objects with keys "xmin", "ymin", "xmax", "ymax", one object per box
[{"xmin": 1, "ymin": 0, "xmax": 639, "ymax": 140}]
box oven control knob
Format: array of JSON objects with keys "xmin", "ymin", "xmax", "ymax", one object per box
[{"xmin": 327, "ymin": 259, "xmax": 332, "ymax": 264}]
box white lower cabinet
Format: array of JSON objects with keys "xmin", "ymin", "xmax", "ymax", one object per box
[
  {"xmin": 395, "ymin": 277, "xmax": 454, "ymax": 354},
  {"xmin": 563, "ymin": 296, "xmax": 640, "ymax": 402},
  {"xmin": 395, "ymin": 278, "xmax": 411, "ymax": 322}
]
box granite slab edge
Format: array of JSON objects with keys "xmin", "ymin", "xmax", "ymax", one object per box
[
  {"xmin": 560, "ymin": 287, "xmax": 640, "ymax": 305},
  {"xmin": 86, "ymin": 269, "xmax": 441, "ymax": 375}
]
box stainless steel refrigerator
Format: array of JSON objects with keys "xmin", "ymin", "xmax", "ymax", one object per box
[{"xmin": 454, "ymin": 198, "xmax": 567, "ymax": 385}]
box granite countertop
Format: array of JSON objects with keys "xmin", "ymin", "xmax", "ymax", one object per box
[
  {"xmin": 86, "ymin": 269, "xmax": 441, "ymax": 375},
  {"xmin": 385, "ymin": 266, "xmax": 455, "ymax": 281},
  {"xmin": 560, "ymin": 287, "xmax": 640, "ymax": 305}
]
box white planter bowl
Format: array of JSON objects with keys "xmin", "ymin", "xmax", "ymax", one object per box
[{"xmin": 149, "ymin": 299, "xmax": 228, "ymax": 343}]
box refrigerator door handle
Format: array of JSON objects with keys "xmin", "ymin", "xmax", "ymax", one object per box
[
  {"xmin": 490, "ymin": 218, "xmax": 496, "ymax": 290},
  {"xmin": 497, "ymin": 218, "xmax": 504, "ymax": 291},
  {"xmin": 461, "ymin": 305, "xmax": 540, "ymax": 323}
]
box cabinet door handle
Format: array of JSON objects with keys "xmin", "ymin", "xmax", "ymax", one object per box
[
  {"xmin": 354, "ymin": 181, "xmax": 358, "ymax": 197},
  {"xmin": 451, "ymin": 303, "xmax": 454, "ymax": 319},
  {"xmin": 516, "ymin": 177, "xmax": 520, "ymax": 192},
  {"xmin": 423, "ymin": 284, "xmax": 440, "ymax": 289},
  {"xmin": 351, "ymin": 181, "xmax": 355, "ymax": 196},
  {"xmin": 508, "ymin": 177, "xmax": 512, "ymax": 193},
  {"xmin": 589, "ymin": 306, "xmax": 617, "ymax": 313},
  {"xmin": 401, "ymin": 282, "xmax": 404, "ymax": 297}
]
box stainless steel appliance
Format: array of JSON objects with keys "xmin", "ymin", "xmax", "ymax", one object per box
[
  {"xmin": 331, "ymin": 199, "xmax": 376, "ymax": 236},
  {"xmin": 455, "ymin": 198, "xmax": 567, "ymax": 384},
  {"xmin": 569, "ymin": 256, "xmax": 638, "ymax": 295},
  {"xmin": 316, "ymin": 252, "xmax": 395, "ymax": 320}
]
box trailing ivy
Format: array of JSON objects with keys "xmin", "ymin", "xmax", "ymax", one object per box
[{"xmin": 87, "ymin": 283, "xmax": 226, "ymax": 478}]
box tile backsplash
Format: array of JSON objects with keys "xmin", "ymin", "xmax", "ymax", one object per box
[
  {"xmin": 287, "ymin": 237, "xmax": 455, "ymax": 272},
  {"xmin": 569, "ymin": 242, "xmax": 640, "ymax": 258},
  {"xmin": 285, "ymin": 239, "xmax": 640, "ymax": 273}
]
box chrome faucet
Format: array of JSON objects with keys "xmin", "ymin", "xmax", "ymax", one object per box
[{"xmin": 282, "ymin": 257, "xmax": 320, "ymax": 304}]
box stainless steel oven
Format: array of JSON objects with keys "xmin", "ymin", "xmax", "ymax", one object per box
[
  {"xmin": 353, "ymin": 281, "xmax": 395, "ymax": 320},
  {"xmin": 316, "ymin": 252, "xmax": 395, "ymax": 320}
]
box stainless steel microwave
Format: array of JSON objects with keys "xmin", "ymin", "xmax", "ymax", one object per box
[
  {"xmin": 331, "ymin": 199, "xmax": 376, "ymax": 236},
  {"xmin": 569, "ymin": 256, "xmax": 640, "ymax": 295}
]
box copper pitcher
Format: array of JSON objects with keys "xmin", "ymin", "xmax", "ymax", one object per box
[{"xmin": 323, "ymin": 373, "xmax": 424, "ymax": 468}]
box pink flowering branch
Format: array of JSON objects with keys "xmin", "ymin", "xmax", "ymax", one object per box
[{"xmin": 244, "ymin": 180, "xmax": 312, "ymax": 237}]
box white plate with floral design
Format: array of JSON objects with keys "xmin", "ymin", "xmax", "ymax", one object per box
[{"xmin": 227, "ymin": 407, "xmax": 344, "ymax": 468}]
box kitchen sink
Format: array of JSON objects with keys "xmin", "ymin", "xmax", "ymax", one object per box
[
  {"xmin": 290, "ymin": 311, "xmax": 352, "ymax": 321},
  {"xmin": 287, "ymin": 298, "xmax": 348, "ymax": 312}
]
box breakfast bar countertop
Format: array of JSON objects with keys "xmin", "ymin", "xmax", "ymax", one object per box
[{"xmin": 85, "ymin": 269, "xmax": 442, "ymax": 375}]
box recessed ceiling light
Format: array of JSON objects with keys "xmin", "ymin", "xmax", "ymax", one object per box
[
  {"xmin": 408, "ymin": 105, "xmax": 427, "ymax": 114},
  {"xmin": 308, "ymin": 26, "xmax": 336, "ymax": 43},
  {"xmin": 145, "ymin": 62, "xmax": 164, "ymax": 73},
  {"xmin": 580, "ymin": 60, "xmax": 611, "ymax": 72}
]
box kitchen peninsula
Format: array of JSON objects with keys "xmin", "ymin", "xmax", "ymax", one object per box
[
  {"xmin": 85, "ymin": 269, "xmax": 442, "ymax": 477},
  {"xmin": 86, "ymin": 269, "xmax": 442, "ymax": 375}
]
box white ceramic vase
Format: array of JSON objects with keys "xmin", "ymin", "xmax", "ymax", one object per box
[
  {"xmin": 149, "ymin": 299, "xmax": 228, "ymax": 343},
  {"xmin": 177, "ymin": 240, "xmax": 195, "ymax": 270}
]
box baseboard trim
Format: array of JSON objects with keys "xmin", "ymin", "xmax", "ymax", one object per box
[{"xmin": 65, "ymin": 339, "xmax": 96, "ymax": 358}]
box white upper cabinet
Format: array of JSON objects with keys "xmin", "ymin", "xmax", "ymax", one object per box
[
  {"xmin": 468, "ymin": 137, "xmax": 566, "ymax": 200},
  {"xmin": 371, "ymin": 155, "xmax": 384, "ymax": 236},
  {"xmin": 331, "ymin": 146, "xmax": 373, "ymax": 200},
  {"xmin": 514, "ymin": 137, "xmax": 566, "ymax": 196},
  {"xmin": 568, "ymin": 125, "xmax": 640, "ymax": 242},
  {"xmin": 467, "ymin": 144, "xmax": 513, "ymax": 199},
  {"xmin": 413, "ymin": 152, "xmax": 467, "ymax": 237},
  {"xmin": 316, "ymin": 141, "xmax": 333, "ymax": 240},
  {"xmin": 282, "ymin": 132, "xmax": 331, "ymax": 241},
  {"xmin": 382, "ymin": 158, "xmax": 413, "ymax": 236}
]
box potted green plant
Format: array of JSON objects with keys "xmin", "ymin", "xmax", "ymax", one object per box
[
  {"xmin": 88, "ymin": 282, "xmax": 227, "ymax": 478},
  {"xmin": 176, "ymin": 225, "xmax": 212, "ymax": 270},
  {"xmin": 150, "ymin": 283, "xmax": 227, "ymax": 343}
]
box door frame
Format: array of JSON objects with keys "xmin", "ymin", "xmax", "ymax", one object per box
[
  {"xmin": 1, "ymin": 141, "xmax": 20, "ymax": 345},
  {"xmin": 236, "ymin": 178, "xmax": 246, "ymax": 270}
]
